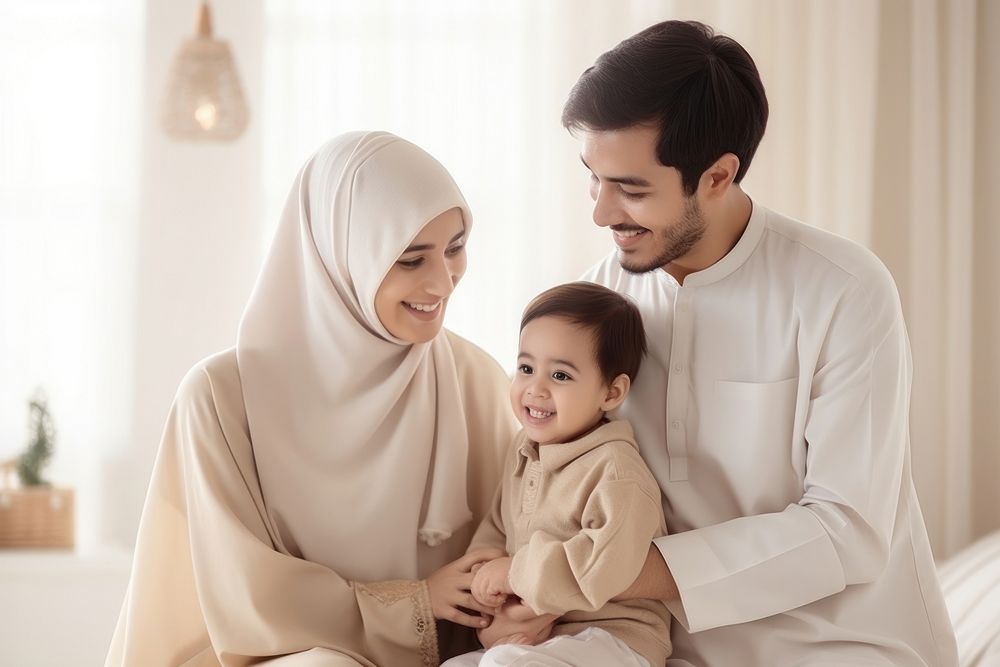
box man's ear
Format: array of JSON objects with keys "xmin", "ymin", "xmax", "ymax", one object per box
[
  {"xmin": 602, "ymin": 373, "xmax": 631, "ymax": 412},
  {"xmin": 698, "ymin": 152, "xmax": 740, "ymax": 200}
]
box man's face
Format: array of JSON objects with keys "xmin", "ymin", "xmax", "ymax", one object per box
[{"xmin": 580, "ymin": 125, "xmax": 706, "ymax": 274}]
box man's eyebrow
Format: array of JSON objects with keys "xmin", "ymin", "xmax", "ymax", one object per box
[
  {"xmin": 580, "ymin": 155, "xmax": 653, "ymax": 188},
  {"xmin": 402, "ymin": 230, "xmax": 465, "ymax": 253}
]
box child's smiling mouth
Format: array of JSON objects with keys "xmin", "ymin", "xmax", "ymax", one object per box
[{"xmin": 524, "ymin": 405, "xmax": 555, "ymax": 425}]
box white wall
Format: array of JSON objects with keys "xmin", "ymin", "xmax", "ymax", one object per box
[
  {"xmin": 0, "ymin": 1, "xmax": 264, "ymax": 664},
  {"xmin": 101, "ymin": 0, "xmax": 265, "ymax": 553},
  {"xmin": 0, "ymin": 551, "xmax": 131, "ymax": 666}
]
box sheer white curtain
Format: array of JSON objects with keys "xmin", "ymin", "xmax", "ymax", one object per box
[
  {"xmin": 261, "ymin": 0, "xmax": 619, "ymax": 371},
  {"xmin": 0, "ymin": 0, "xmax": 142, "ymax": 553},
  {"xmin": 678, "ymin": 0, "xmax": 997, "ymax": 557},
  {"xmin": 262, "ymin": 0, "xmax": 998, "ymax": 557}
]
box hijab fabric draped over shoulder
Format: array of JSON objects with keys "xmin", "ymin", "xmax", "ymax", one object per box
[{"xmin": 236, "ymin": 131, "xmax": 474, "ymax": 582}]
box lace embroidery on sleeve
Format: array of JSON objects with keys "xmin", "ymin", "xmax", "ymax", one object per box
[{"xmin": 356, "ymin": 580, "xmax": 439, "ymax": 667}]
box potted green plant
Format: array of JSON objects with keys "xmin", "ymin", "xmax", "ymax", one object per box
[{"xmin": 0, "ymin": 394, "xmax": 74, "ymax": 549}]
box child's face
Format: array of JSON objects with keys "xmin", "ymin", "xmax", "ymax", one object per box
[{"xmin": 510, "ymin": 315, "xmax": 618, "ymax": 445}]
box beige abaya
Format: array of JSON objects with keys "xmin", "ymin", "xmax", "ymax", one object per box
[{"xmin": 106, "ymin": 132, "xmax": 516, "ymax": 666}]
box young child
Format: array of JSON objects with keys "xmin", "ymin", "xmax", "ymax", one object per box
[{"xmin": 442, "ymin": 282, "xmax": 671, "ymax": 667}]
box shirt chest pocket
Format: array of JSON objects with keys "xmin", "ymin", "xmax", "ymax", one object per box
[{"xmin": 702, "ymin": 377, "xmax": 799, "ymax": 482}]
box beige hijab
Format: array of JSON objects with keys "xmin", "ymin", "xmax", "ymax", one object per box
[{"xmin": 236, "ymin": 131, "xmax": 473, "ymax": 582}]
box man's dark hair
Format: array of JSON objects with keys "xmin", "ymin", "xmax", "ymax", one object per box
[
  {"xmin": 562, "ymin": 20, "xmax": 768, "ymax": 196},
  {"xmin": 521, "ymin": 282, "xmax": 647, "ymax": 385}
]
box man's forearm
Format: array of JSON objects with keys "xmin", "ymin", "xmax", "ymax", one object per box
[{"xmin": 614, "ymin": 544, "xmax": 679, "ymax": 602}]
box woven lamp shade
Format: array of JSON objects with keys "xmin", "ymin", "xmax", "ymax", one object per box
[{"xmin": 161, "ymin": 2, "xmax": 249, "ymax": 142}]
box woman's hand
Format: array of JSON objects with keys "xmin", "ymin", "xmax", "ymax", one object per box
[
  {"xmin": 477, "ymin": 599, "xmax": 558, "ymax": 649},
  {"xmin": 426, "ymin": 548, "xmax": 507, "ymax": 628},
  {"xmin": 471, "ymin": 556, "xmax": 513, "ymax": 607}
]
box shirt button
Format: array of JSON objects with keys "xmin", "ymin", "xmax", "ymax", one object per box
[
  {"xmin": 673, "ymin": 364, "xmax": 683, "ymax": 373},
  {"xmin": 671, "ymin": 420, "xmax": 681, "ymax": 429}
]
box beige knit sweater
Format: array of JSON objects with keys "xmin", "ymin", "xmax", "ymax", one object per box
[{"xmin": 470, "ymin": 419, "xmax": 672, "ymax": 666}]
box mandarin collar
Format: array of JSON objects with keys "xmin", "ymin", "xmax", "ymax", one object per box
[{"xmin": 657, "ymin": 197, "xmax": 766, "ymax": 288}]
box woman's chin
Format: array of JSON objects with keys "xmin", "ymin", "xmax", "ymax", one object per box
[
  {"xmin": 386, "ymin": 303, "xmax": 448, "ymax": 343},
  {"xmin": 396, "ymin": 321, "xmax": 445, "ymax": 344}
]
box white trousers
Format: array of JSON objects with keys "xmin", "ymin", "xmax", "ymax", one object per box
[{"xmin": 441, "ymin": 627, "xmax": 650, "ymax": 667}]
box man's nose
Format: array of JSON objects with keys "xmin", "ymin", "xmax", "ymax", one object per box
[{"xmin": 592, "ymin": 186, "xmax": 618, "ymax": 228}]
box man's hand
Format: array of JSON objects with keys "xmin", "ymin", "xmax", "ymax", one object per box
[
  {"xmin": 426, "ymin": 548, "xmax": 507, "ymax": 628},
  {"xmin": 477, "ymin": 599, "xmax": 558, "ymax": 649},
  {"xmin": 471, "ymin": 556, "xmax": 513, "ymax": 607}
]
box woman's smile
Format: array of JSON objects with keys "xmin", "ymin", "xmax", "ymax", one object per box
[{"xmin": 403, "ymin": 300, "xmax": 443, "ymax": 321}]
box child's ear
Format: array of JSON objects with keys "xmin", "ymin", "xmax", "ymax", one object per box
[{"xmin": 601, "ymin": 373, "xmax": 631, "ymax": 412}]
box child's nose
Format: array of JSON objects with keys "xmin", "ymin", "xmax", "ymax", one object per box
[{"xmin": 527, "ymin": 382, "xmax": 549, "ymax": 398}]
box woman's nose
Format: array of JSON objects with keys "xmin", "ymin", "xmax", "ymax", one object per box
[{"xmin": 423, "ymin": 259, "xmax": 455, "ymax": 298}]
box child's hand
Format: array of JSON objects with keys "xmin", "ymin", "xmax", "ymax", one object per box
[
  {"xmin": 471, "ymin": 556, "xmax": 514, "ymax": 607},
  {"xmin": 426, "ymin": 548, "xmax": 506, "ymax": 628},
  {"xmin": 477, "ymin": 599, "xmax": 557, "ymax": 649}
]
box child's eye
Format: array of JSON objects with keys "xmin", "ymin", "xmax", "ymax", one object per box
[
  {"xmin": 517, "ymin": 364, "xmax": 533, "ymax": 375},
  {"xmin": 397, "ymin": 257, "xmax": 424, "ymax": 269},
  {"xmin": 552, "ymin": 371, "xmax": 572, "ymax": 382}
]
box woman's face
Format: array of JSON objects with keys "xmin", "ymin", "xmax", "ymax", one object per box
[{"xmin": 375, "ymin": 207, "xmax": 467, "ymax": 344}]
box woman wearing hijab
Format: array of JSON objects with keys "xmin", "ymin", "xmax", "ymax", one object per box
[{"xmin": 106, "ymin": 132, "xmax": 519, "ymax": 666}]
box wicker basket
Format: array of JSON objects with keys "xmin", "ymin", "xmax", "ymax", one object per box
[{"xmin": 0, "ymin": 486, "xmax": 75, "ymax": 549}]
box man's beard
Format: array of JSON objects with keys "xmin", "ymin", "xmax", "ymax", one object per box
[{"xmin": 619, "ymin": 196, "xmax": 707, "ymax": 275}]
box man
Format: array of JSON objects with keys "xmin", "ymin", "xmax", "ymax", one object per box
[{"xmin": 562, "ymin": 19, "xmax": 958, "ymax": 666}]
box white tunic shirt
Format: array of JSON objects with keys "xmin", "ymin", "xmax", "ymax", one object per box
[{"xmin": 583, "ymin": 201, "xmax": 959, "ymax": 666}]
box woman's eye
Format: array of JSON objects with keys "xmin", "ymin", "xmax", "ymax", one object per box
[
  {"xmin": 397, "ymin": 257, "xmax": 423, "ymax": 269},
  {"xmin": 518, "ymin": 364, "xmax": 533, "ymax": 375},
  {"xmin": 552, "ymin": 371, "xmax": 571, "ymax": 382},
  {"xmin": 445, "ymin": 244, "xmax": 465, "ymax": 257}
]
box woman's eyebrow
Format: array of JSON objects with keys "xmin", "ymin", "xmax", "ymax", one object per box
[{"xmin": 402, "ymin": 230, "xmax": 465, "ymax": 254}]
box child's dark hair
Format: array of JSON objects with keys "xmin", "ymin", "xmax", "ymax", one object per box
[
  {"xmin": 562, "ymin": 20, "xmax": 768, "ymax": 196},
  {"xmin": 521, "ymin": 282, "xmax": 647, "ymax": 385}
]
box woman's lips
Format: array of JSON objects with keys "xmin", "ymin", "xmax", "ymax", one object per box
[{"xmin": 403, "ymin": 301, "xmax": 442, "ymax": 322}]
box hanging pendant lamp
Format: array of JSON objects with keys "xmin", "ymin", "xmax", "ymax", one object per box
[{"xmin": 161, "ymin": 1, "xmax": 249, "ymax": 142}]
